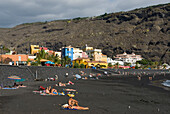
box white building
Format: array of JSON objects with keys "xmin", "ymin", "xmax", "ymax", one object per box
[
  {"xmin": 54, "ymin": 51, "xmax": 61, "ymax": 59},
  {"xmin": 114, "ymin": 52, "xmax": 143, "ymax": 64},
  {"xmin": 73, "ymin": 48, "xmax": 83, "ymax": 60},
  {"xmin": 107, "ymin": 57, "xmax": 124, "ymax": 65}
]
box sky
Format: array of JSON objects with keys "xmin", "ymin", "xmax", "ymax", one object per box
[{"xmin": 0, "ymin": 0, "xmax": 169, "ymax": 28}]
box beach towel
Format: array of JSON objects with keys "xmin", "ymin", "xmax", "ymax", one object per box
[
  {"xmin": 2, "ymin": 87, "xmax": 17, "ymax": 89},
  {"xmin": 40, "ymin": 93, "xmax": 52, "ymax": 96},
  {"xmin": 61, "ymin": 104, "xmax": 89, "ymax": 110}
]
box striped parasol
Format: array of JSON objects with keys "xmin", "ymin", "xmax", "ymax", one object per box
[{"xmin": 8, "ymin": 76, "xmax": 21, "ymax": 80}]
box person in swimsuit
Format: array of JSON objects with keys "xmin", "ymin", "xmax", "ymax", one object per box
[
  {"xmin": 68, "ymin": 97, "xmax": 79, "ymax": 108},
  {"xmin": 63, "ymin": 97, "xmax": 89, "ymax": 110}
]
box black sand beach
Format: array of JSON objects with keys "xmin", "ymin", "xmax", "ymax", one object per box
[{"xmin": 0, "ymin": 72, "xmax": 170, "ymax": 114}]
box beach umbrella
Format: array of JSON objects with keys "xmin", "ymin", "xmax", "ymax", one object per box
[
  {"xmin": 8, "ymin": 76, "xmax": 25, "ymax": 82},
  {"xmin": 45, "ymin": 61, "xmax": 55, "ymax": 64},
  {"xmin": 8, "ymin": 76, "xmax": 21, "ymax": 80},
  {"xmin": 15, "ymin": 78, "xmax": 26, "ymax": 82}
]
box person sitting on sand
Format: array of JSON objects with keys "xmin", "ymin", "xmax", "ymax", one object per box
[
  {"xmin": 13, "ymin": 83, "xmax": 18, "ymax": 87},
  {"xmin": 45, "ymin": 86, "xmax": 52, "ymax": 93},
  {"xmin": 18, "ymin": 83, "xmax": 27, "ymax": 88},
  {"xmin": 50, "ymin": 88, "xmax": 58, "ymax": 95},
  {"xmin": 45, "ymin": 87, "xmax": 50, "ymax": 94},
  {"xmin": 59, "ymin": 82, "xmax": 66, "ymax": 86},
  {"xmin": 68, "ymin": 97, "xmax": 79, "ymax": 108},
  {"xmin": 62, "ymin": 97, "xmax": 89, "ymax": 110},
  {"xmin": 45, "ymin": 86, "xmax": 59, "ymax": 95}
]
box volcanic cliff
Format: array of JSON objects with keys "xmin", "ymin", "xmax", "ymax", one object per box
[{"xmin": 0, "ymin": 3, "xmax": 169, "ymax": 63}]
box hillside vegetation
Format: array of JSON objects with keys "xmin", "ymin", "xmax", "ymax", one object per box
[{"xmin": 0, "ymin": 3, "xmax": 169, "ymax": 63}]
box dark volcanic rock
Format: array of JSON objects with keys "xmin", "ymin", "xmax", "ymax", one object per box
[{"xmin": 0, "ymin": 3, "xmax": 169, "ymax": 64}]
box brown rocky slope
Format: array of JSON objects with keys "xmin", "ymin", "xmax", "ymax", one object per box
[{"xmin": 0, "ymin": 3, "xmax": 169, "ymax": 64}]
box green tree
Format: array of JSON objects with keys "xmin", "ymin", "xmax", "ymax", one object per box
[
  {"xmin": 74, "ymin": 63, "xmax": 80, "ymax": 68},
  {"xmin": 108, "ymin": 63, "xmax": 113, "ymax": 67},
  {"xmin": 135, "ymin": 65, "xmax": 139, "ymax": 69},
  {"xmin": 35, "ymin": 49, "xmax": 48, "ymax": 64},
  {"xmin": 80, "ymin": 64, "xmax": 85, "ymax": 68},
  {"xmin": 61, "ymin": 56, "xmax": 71, "ymax": 67},
  {"xmin": 31, "ymin": 61, "xmax": 39, "ymax": 66},
  {"xmin": 124, "ymin": 62, "xmax": 131, "ymax": 66}
]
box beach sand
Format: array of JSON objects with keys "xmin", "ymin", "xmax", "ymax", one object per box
[{"xmin": 0, "ymin": 74, "xmax": 170, "ymax": 114}]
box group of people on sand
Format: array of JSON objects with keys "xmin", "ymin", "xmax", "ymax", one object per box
[
  {"xmin": 39, "ymin": 86, "xmax": 64, "ymax": 95},
  {"xmin": 35, "ymin": 75, "xmax": 89, "ymax": 110},
  {"xmin": 56, "ymin": 81, "xmax": 74, "ymax": 87},
  {"xmin": 0, "ymin": 83, "xmax": 27, "ymax": 89}
]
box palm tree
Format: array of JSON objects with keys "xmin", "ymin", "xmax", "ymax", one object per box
[
  {"xmin": 61, "ymin": 56, "xmax": 71, "ymax": 67},
  {"xmin": 35, "ymin": 49, "xmax": 48, "ymax": 65}
]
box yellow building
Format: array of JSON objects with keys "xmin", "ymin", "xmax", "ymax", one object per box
[
  {"xmin": 86, "ymin": 61, "xmax": 108, "ymax": 69},
  {"xmin": 72, "ymin": 58, "xmax": 90, "ymax": 68},
  {"xmin": 72, "ymin": 58, "xmax": 108, "ymax": 69},
  {"xmin": 30, "ymin": 45, "xmax": 40, "ymax": 55},
  {"xmin": 101, "ymin": 54, "xmax": 107, "ymax": 63}
]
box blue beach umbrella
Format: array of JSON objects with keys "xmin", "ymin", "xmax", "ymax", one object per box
[{"xmin": 45, "ymin": 61, "xmax": 55, "ymax": 64}]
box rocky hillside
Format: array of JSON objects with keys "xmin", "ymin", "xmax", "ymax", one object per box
[{"xmin": 0, "ymin": 3, "xmax": 169, "ymax": 64}]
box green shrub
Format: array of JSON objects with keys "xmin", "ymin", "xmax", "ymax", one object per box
[
  {"xmin": 74, "ymin": 63, "xmax": 80, "ymax": 68},
  {"xmin": 80, "ymin": 64, "xmax": 85, "ymax": 68},
  {"xmin": 108, "ymin": 63, "xmax": 112, "ymax": 67}
]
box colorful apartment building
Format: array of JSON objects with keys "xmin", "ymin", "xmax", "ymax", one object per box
[
  {"xmin": 73, "ymin": 48, "xmax": 88, "ymax": 60},
  {"xmin": 62, "ymin": 46, "xmax": 73, "ymax": 61},
  {"xmin": 0, "ymin": 54, "xmax": 28, "ymax": 65},
  {"xmin": 30, "ymin": 45, "xmax": 40, "ymax": 55}
]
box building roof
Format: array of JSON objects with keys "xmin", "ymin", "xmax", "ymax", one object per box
[
  {"xmin": 86, "ymin": 61, "xmax": 107, "ymax": 63},
  {"xmin": 40, "ymin": 47, "xmax": 48, "ymax": 50},
  {"xmin": 40, "ymin": 59, "xmax": 49, "ymax": 62},
  {"xmin": 73, "ymin": 58, "xmax": 89, "ymax": 61},
  {"xmin": 64, "ymin": 45, "xmax": 74, "ymax": 48}
]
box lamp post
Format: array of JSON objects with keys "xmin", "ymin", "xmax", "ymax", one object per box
[{"xmin": 0, "ymin": 45, "xmax": 3, "ymax": 64}]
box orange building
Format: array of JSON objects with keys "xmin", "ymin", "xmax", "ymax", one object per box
[{"xmin": 0, "ymin": 54, "xmax": 28, "ymax": 65}]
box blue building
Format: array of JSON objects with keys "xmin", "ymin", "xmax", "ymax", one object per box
[{"xmin": 62, "ymin": 46, "xmax": 73, "ymax": 61}]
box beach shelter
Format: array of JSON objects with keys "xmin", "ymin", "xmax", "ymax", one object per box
[
  {"xmin": 45, "ymin": 61, "xmax": 55, "ymax": 64},
  {"xmin": 40, "ymin": 59, "xmax": 49, "ymax": 62}
]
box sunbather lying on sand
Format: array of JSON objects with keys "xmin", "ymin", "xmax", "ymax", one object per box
[
  {"xmin": 62, "ymin": 97, "xmax": 89, "ymax": 110},
  {"xmin": 63, "ymin": 89, "xmax": 76, "ymax": 91},
  {"xmin": 68, "ymin": 81, "xmax": 74, "ymax": 85}
]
